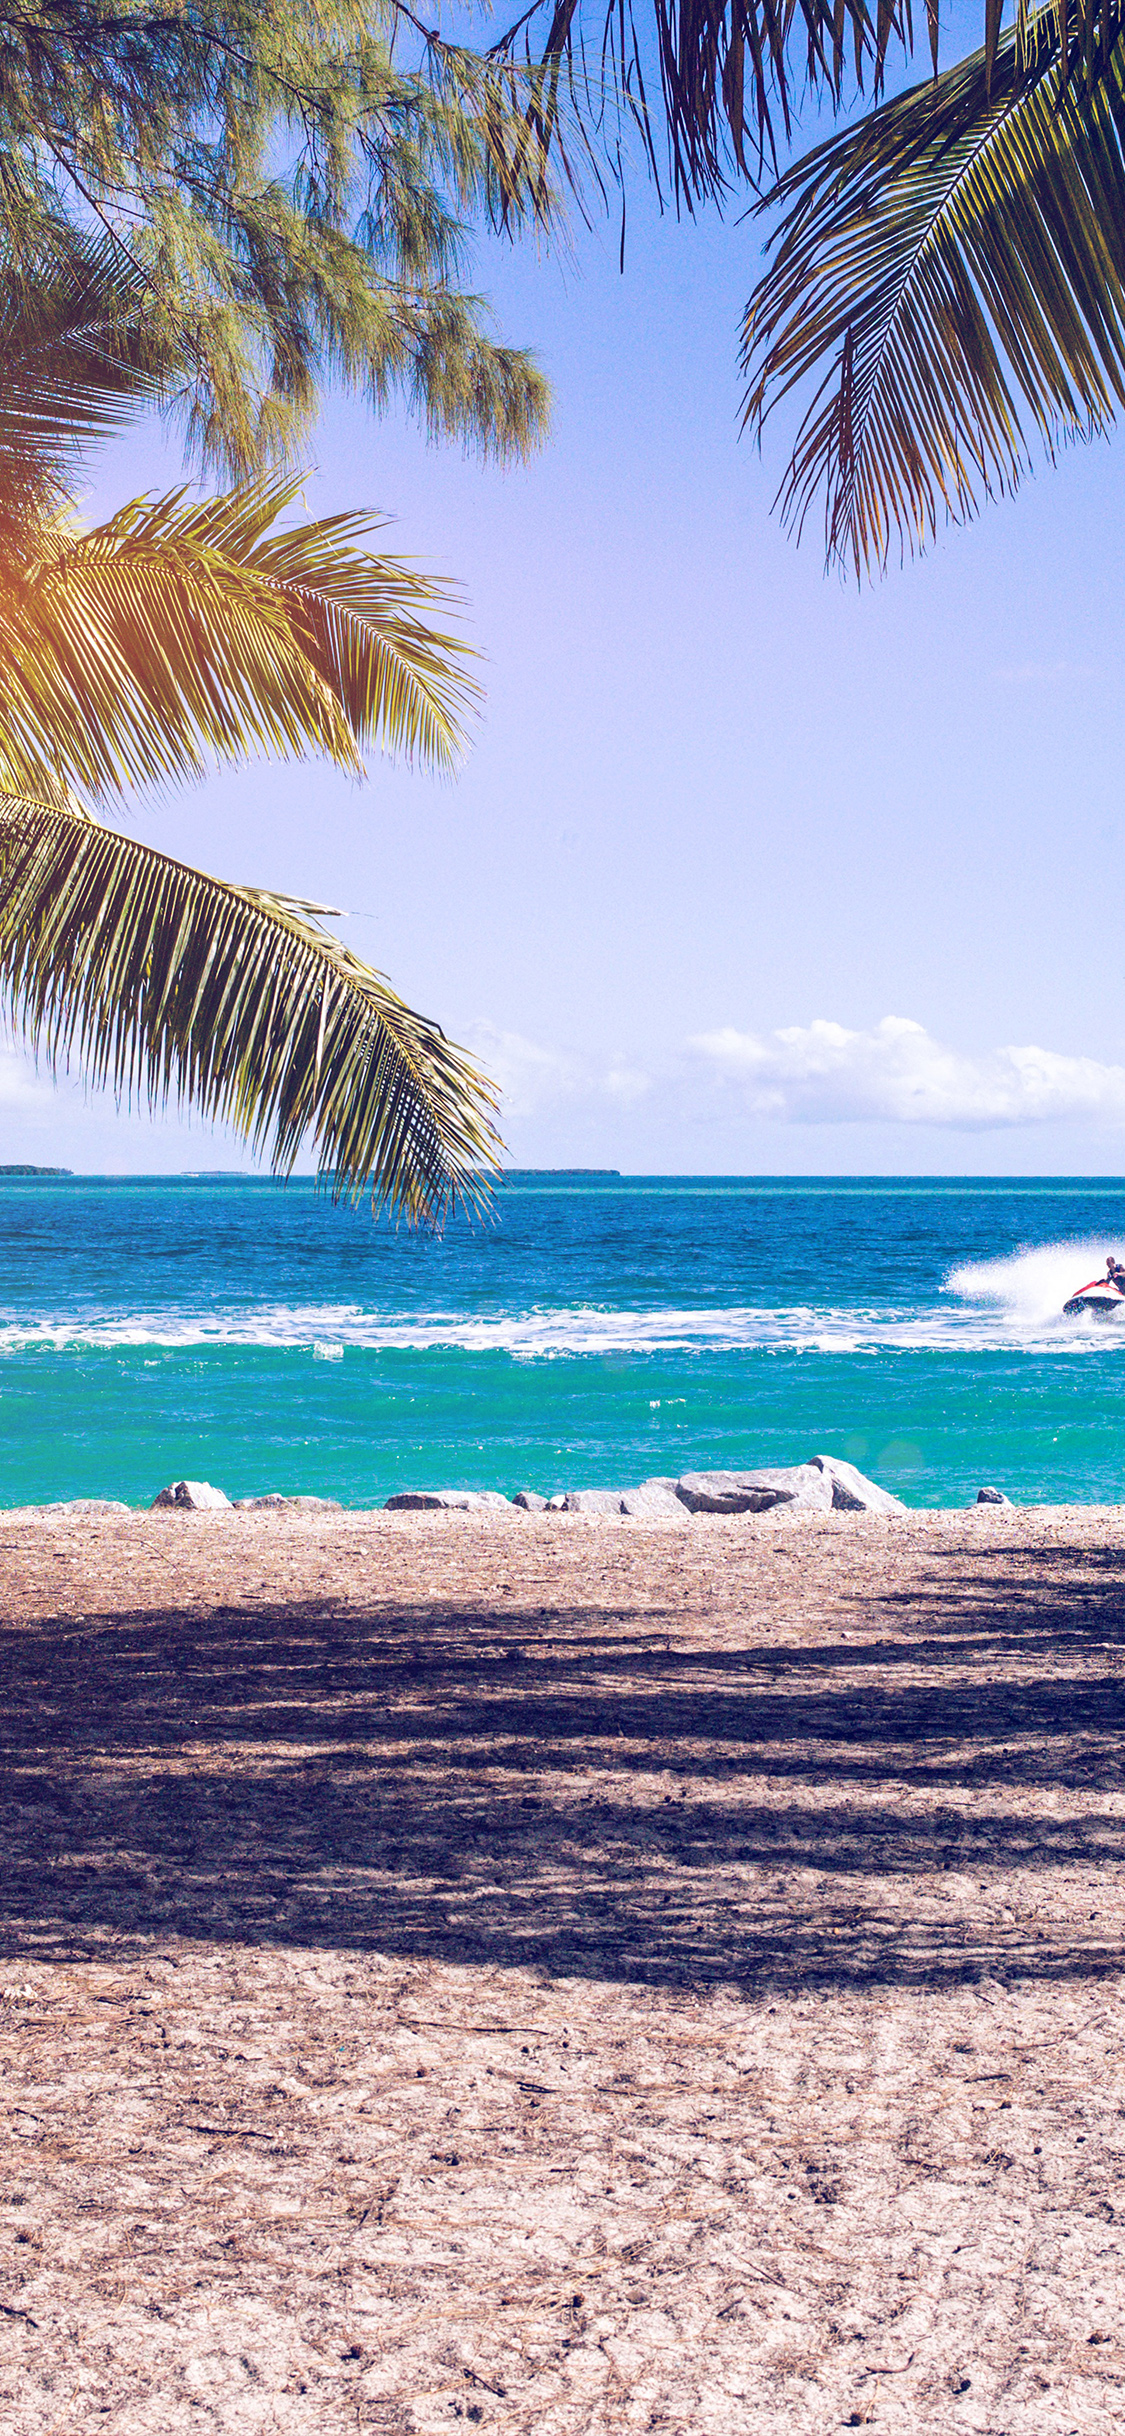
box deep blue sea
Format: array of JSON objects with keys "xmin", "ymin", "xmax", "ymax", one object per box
[{"xmin": 3, "ymin": 1172, "xmax": 1125, "ymax": 1509}]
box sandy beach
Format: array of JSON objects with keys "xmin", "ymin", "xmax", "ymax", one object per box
[{"xmin": 0, "ymin": 1501, "xmax": 1122, "ymax": 2433}]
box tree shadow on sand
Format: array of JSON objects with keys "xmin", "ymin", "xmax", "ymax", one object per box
[{"xmin": 1, "ymin": 1535, "xmax": 1123, "ymax": 1992}]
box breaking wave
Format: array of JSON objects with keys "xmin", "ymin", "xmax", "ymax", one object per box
[{"xmin": 1, "ymin": 1246, "xmax": 1124, "ymax": 1357}]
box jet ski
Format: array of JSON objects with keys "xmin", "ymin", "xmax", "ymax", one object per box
[{"xmin": 1063, "ymin": 1277, "xmax": 1125, "ymax": 1318}]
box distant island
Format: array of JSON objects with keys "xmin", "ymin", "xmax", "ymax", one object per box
[{"xmin": 0, "ymin": 1164, "xmax": 73, "ymax": 1176}]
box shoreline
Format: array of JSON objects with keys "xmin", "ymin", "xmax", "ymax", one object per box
[
  {"xmin": 0, "ymin": 1448, "xmax": 1086, "ymax": 1523},
  {"xmin": 1, "ymin": 1492, "xmax": 1122, "ymax": 1523}
]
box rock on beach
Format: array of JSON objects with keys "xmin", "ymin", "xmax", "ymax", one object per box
[
  {"xmin": 674, "ymin": 1457, "xmax": 903, "ymax": 1517},
  {"xmin": 809, "ymin": 1455, "xmax": 906, "ymax": 1515},
  {"xmin": 378, "ymin": 1454, "xmax": 902, "ymax": 1519},
  {"xmin": 41, "ymin": 1498, "xmax": 133, "ymax": 1516},
  {"xmin": 563, "ymin": 1488, "xmax": 630, "ymax": 1515},
  {"xmin": 150, "ymin": 1481, "xmax": 231, "ymax": 1512},
  {"xmin": 384, "ymin": 1489, "xmax": 511, "ymax": 1513},
  {"xmin": 126, "ymin": 1454, "xmax": 906, "ymax": 1521},
  {"xmin": 232, "ymin": 1494, "xmax": 343, "ymax": 1511},
  {"xmin": 674, "ymin": 1463, "xmax": 834, "ymax": 1515},
  {"xmin": 620, "ymin": 1483, "xmax": 686, "ymax": 1518}
]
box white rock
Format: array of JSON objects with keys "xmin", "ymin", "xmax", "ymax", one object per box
[
  {"xmin": 233, "ymin": 1493, "xmax": 342, "ymax": 1511},
  {"xmin": 546, "ymin": 1493, "xmax": 567, "ymax": 1511},
  {"xmin": 150, "ymin": 1480, "xmax": 231, "ymax": 1511},
  {"xmin": 512, "ymin": 1490, "xmax": 548, "ymax": 1511},
  {"xmin": 675, "ymin": 1465, "xmax": 832, "ymax": 1515},
  {"xmin": 39, "ymin": 1498, "xmax": 132, "ymax": 1516},
  {"xmin": 620, "ymin": 1485, "xmax": 687, "ymax": 1519},
  {"xmin": 807, "ymin": 1456, "xmax": 906, "ymax": 1515},
  {"xmin": 383, "ymin": 1488, "xmax": 510, "ymax": 1512},
  {"xmin": 564, "ymin": 1489, "xmax": 628, "ymax": 1515}
]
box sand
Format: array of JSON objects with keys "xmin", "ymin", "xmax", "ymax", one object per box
[{"xmin": 0, "ymin": 1500, "xmax": 1122, "ymax": 2433}]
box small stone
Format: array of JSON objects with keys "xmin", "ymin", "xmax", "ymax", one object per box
[
  {"xmin": 975, "ymin": 1485, "xmax": 1012, "ymax": 1505},
  {"xmin": 39, "ymin": 1498, "xmax": 132, "ymax": 1516},
  {"xmin": 383, "ymin": 1489, "xmax": 510, "ymax": 1512},
  {"xmin": 232, "ymin": 1493, "xmax": 343, "ymax": 1511},
  {"xmin": 546, "ymin": 1493, "xmax": 567, "ymax": 1511},
  {"xmin": 150, "ymin": 1480, "xmax": 231, "ymax": 1511}
]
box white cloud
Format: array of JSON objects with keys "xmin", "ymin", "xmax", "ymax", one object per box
[
  {"xmin": 464, "ymin": 1013, "xmax": 1125, "ymax": 1141},
  {"xmin": 0, "ymin": 1044, "xmax": 53, "ymax": 1110},
  {"xmin": 689, "ymin": 1016, "xmax": 1125, "ymax": 1130},
  {"xmin": 602, "ymin": 1062, "xmax": 652, "ymax": 1106},
  {"xmin": 469, "ymin": 1023, "xmax": 652, "ymax": 1119},
  {"xmin": 467, "ymin": 1023, "xmax": 584, "ymax": 1118}
]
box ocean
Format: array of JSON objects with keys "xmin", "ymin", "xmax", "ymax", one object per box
[{"xmin": 2, "ymin": 1172, "xmax": 1125, "ymax": 1510}]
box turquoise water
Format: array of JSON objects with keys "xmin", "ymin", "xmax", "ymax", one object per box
[{"xmin": 3, "ymin": 1173, "xmax": 1125, "ymax": 1507}]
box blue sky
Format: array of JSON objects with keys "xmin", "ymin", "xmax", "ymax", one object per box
[{"xmin": 5, "ymin": 140, "xmax": 1125, "ymax": 1176}]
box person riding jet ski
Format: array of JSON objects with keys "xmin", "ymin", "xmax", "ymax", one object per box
[{"xmin": 1063, "ymin": 1255, "xmax": 1125, "ymax": 1317}]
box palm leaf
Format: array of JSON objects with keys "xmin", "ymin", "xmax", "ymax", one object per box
[
  {"xmin": 741, "ymin": 6, "xmax": 1125, "ymax": 572},
  {"xmin": 498, "ymin": 0, "xmax": 1125, "ymax": 206},
  {"xmin": 0, "ymin": 471, "xmax": 478, "ymax": 800},
  {"xmin": 490, "ymin": 0, "xmax": 915, "ymax": 201},
  {"xmin": 0, "ymin": 231, "xmax": 172, "ymax": 514},
  {"xmin": 0, "ymin": 794, "xmax": 501, "ymax": 1221}
]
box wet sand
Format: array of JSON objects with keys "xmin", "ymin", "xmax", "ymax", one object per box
[{"xmin": 0, "ymin": 1502, "xmax": 1122, "ymax": 2432}]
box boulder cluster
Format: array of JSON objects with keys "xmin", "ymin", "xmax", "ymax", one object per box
[
  {"xmin": 379, "ymin": 1454, "xmax": 906, "ymax": 1517},
  {"xmin": 28, "ymin": 1463, "xmax": 1016, "ymax": 1514}
]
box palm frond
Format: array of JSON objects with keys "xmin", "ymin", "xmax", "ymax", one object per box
[
  {"xmin": 0, "ymin": 230, "xmax": 171, "ymax": 501},
  {"xmin": 0, "ymin": 793, "xmax": 501, "ymax": 1221},
  {"xmin": 741, "ymin": 6, "xmax": 1125, "ymax": 573},
  {"xmin": 0, "ymin": 471, "xmax": 478, "ymax": 800},
  {"xmin": 491, "ymin": 0, "xmax": 908, "ymax": 202}
]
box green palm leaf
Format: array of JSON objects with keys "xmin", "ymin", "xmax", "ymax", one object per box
[
  {"xmin": 0, "ymin": 794, "xmax": 501, "ymax": 1220},
  {"xmin": 0, "ymin": 235, "xmax": 494, "ymax": 1221},
  {"xmin": 741, "ymin": 7, "xmax": 1125, "ymax": 573},
  {"xmin": 0, "ymin": 234, "xmax": 170, "ymax": 517},
  {"xmin": 0, "ymin": 471, "xmax": 478, "ymax": 799}
]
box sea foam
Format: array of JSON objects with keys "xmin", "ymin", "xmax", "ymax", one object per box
[
  {"xmin": 945, "ymin": 1238, "xmax": 1125, "ymax": 1342},
  {"xmin": 1, "ymin": 1258, "xmax": 1123, "ymax": 1358}
]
